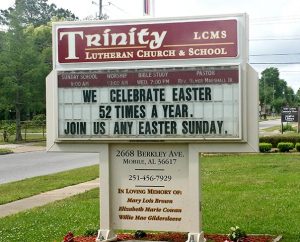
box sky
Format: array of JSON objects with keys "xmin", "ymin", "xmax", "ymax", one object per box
[{"xmin": 1, "ymin": 0, "xmax": 300, "ymax": 92}]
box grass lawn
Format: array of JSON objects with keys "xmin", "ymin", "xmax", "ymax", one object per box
[
  {"xmin": 0, "ymin": 132, "xmax": 45, "ymax": 143},
  {"xmin": 0, "ymin": 148, "xmax": 13, "ymax": 155},
  {"xmin": 0, "ymin": 154, "xmax": 299, "ymax": 241},
  {"xmin": 0, "ymin": 189, "xmax": 99, "ymax": 242},
  {"xmin": 22, "ymin": 133, "xmax": 46, "ymax": 142},
  {"xmin": 261, "ymin": 125, "xmax": 281, "ymax": 132},
  {"xmin": 0, "ymin": 165, "xmax": 99, "ymax": 205},
  {"xmin": 262, "ymin": 124, "xmax": 298, "ymax": 133},
  {"xmin": 202, "ymin": 153, "xmax": 300, "ymax": 241}
]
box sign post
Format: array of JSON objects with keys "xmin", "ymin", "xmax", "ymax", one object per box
[{"xmin": 47, "ymin": 14, "xmax": 258, "ymax": 242}]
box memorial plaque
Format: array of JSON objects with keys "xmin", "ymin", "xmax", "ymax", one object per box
[{"xmin": 110, "ymin": 144, "xmax": 189, "ymax": 231}]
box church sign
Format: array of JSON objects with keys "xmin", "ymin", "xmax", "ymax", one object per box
[
  {"xmin": 56, "ymin": 19, "xmax": 237, "ymax": 64},
  {"xmin": 47, "ymin": 14, "xmax": 258, "ymax": 242}
]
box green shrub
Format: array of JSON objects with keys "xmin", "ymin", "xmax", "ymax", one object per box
[
  {"xmin": 259, "ymin": 143, "xmax": 272, "ymax": 153},
  {"xmin": 134, "ymin": 230, "xmax": 147, "ymax": 239},
  {"xmin": 32, "ymin": 114, "xmax": 46, "ymax": 125},
  {"xmin": 228, "ymin": 226, "xmax": 246, "ymax": 242},
  {"xmin": 2, "ymin": 123, "xmax": 15, "ymax": 136},
  {"xmin": 295, "ymin": 143, "xmax": 300, "ymax": 152},
  {"xmin": 260, "ymin": 135, "xmax": 300, "ymax": 148},
  {"xmin": 277, "ymin": 142, "xmax": 294, "ymax": 152}
]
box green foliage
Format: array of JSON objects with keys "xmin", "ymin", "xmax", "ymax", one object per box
[
  {"xmin": 259, "ymin": 135, "xmax": 300, "ymax": 148},
  {"xmin": 2, "ymin": 123, "xmax": 15, "ymax": 136},
  {"xmin": 0, "ymin": 3, "xmax": 39, "ymax": 141},
  {"xmin": 1, "ymin": 123, "xmax": 16, "ymax": 141},
  {"xmin": 0, "ymin": 0, "xmax": 77, "ymax": 141},
  {"xmin": 272, "ymin": 97, "xmax": 286, "ymax": 114},
  {"xmin": 259, "ymin": 67, "xmax": 297, "ymax": 113},
  {"xmin": 296, "ymin": 88, "xmax": 300, "ymax": 105},
  {"xmin": 0, "ymin": 148, "xmax": 13, "ymax": 155},
  {"xmin": 32, "ymin": 114, "xmax": 46, "ymax": 125},
  {"xmin": 134, "ymin": 230, "xmax": 147, "ymax": 239},
  {"xmin": 282, "ymin": 123, "xmax": 296, "ymax": 132},
  {"xmin": 259, "ymin": 142, "xmax": 272, "ymax": 152},
  {"xmin": 228, "ymin": 226, "xmax": 246, "ymax": 242},
  {"xmin": 0, "ymin": 120, "xmax": 46, "ymax": 143},
  {"xmin": 0, "ymin": 0, "xmax": 77, "ymax": 27},
  {"xmin": 295, "ymin": 143, "xmax": 300, "ymax": 152},
  {"xmin": 277, "ymin": 142, "xmax": 294, "ymax": 152}
]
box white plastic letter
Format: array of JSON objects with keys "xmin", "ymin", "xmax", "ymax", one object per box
[{"xmin": 59, "ymin": 31, "xmax": 84, "ymax": 60}]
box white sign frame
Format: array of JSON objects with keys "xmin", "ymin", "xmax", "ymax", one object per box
[{"xmin": 47, "ymin": 63, "xmax": 258, "ymax": 152}]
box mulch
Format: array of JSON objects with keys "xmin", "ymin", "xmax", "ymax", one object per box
[{"xmin": 71, "ymin": 232, "xmax": 276, "ymax": 242}]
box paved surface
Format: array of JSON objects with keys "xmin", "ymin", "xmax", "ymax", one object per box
[
  {"xmin": 259, "ymin": 118, "xmax": 281, "ymax": 130},
  {"xmin": 0, "ymin": 145, "xmax": 98, "ymax": 184},
  {"xmin": 0, "ymin": 144, "xmax": 99, "ymax": 218},
  {"xmin": 259, "ymin": 118, "xmax": 281, "ymax": 136},
  {"xmin": 0, "ymin": 178, "xmax": 99, "ymax": 218}
]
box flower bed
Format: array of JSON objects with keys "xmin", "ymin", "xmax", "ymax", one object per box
[{"xmin": 69, "ymin": 232, "xmax": 276, "ymax": 242}]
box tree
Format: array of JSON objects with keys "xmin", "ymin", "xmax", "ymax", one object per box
[
  {"xmin": 0, "ymin": 2, "xmax": 40, "ymax": 141},
  {"xmin": 0, "ymin": 32, "xmax": 14, "ymax": 120},
  {"xmin": 296, "ymin": 88, "xmax": 300, "ymax": 105},
  {"xmin": 0, "ymin": 0, "xmax": 76, "ymax": 141},
  {"xmin": 24, "ymin": 23, "xmax": 52, "ymax": 115},
  {"xmin": 0, "ymin": 0, "xmax": 77, "ymax": 27},
  {"xmin": 0, "ymin": 2, "xmax": 53, "ymax": 141},
  {"xmin": 260, "ymin": 67, "xmax": 279, "ymax": 105},
  {"xmin": 259, "ymin": 67, "xmax": 297, "ymax": 113}
]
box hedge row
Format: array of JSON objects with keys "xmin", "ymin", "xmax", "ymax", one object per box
[
  {"xmin": 259, "ymin": 142, "xmax": 300, "ymax": 152},
  {"xmin": 259, "ymin": 135, "xmax": 300, "ymax": 148}
]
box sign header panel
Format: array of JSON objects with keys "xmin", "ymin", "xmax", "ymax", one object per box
[
  {"xmin": 57, "ymin": 65, "xmax": 241, "ymax": 141},
  {"xmin": 56, "ymin": 19, "xmax": 238, "ymax": 64}
]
